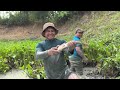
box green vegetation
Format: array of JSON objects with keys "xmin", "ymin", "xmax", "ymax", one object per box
[
  {"xmin": 0, "ymin": 11, "xmax": 120, "ymax": 78},
  {"xmin": 58, "ymin": 11, "xmax": 120, "ymax": 78},
  {"xmin": 74, "ymin": 11, "xmax": 120, "ymax": 77},
  {"xmin": 0, "ymin": 40, "xmax": 46, "ymax": 79},
  {"xmin": 0, "ymin": 11, "xmax": 85, "ymax": 26}
]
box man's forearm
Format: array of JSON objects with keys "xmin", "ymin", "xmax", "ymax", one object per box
[
  {"xmin": 77, "ymin": 50, "xmax": 84, "ymax": 59},
  {"xmin": 76, "ymin": 47, "xmax": 84, "ymax": 59},
  {"xmin": 36, "ymin": 50, "xmax": 49, "ymax": 60}
]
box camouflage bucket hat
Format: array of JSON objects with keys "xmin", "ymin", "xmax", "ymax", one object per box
[{"xmin": 42, "ymin": 22, "xmax": 58, "ymax": 37}]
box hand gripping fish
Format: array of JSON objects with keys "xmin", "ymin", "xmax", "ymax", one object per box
[
  {"xmin": 57, "ymin": 41, "xmax": 80, "ymax": 52},
  {"xmin": 57, "ymin": 43, "xmax": 69, "ymax": 51}
]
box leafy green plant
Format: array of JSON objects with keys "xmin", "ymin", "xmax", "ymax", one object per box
[
  {"xmin": 0, "ymin": 56, "xmax": 10, "ymax": 73},
  {"xmin": 0, "ymin": 40, "xmax": 46, "ymax": 78}
]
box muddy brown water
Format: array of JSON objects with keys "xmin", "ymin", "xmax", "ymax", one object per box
[{"xmin": 81, "ymin": 67, "xmax": 104, "ymax": 79}]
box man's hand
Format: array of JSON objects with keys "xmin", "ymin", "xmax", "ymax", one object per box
[
  {"xmin": 67, "ymin": 41, "xmax": 76, "ymax": 47},
  {"xmin": 57, "ymin": 41, "xmax": 79, "ymax": 52},
  {"xmin": 57, "ymin": 43, "xmax": 68, "ymax": 52},
  {"xmin": 67, "ymin": 41, "xmax": 79, "ymax": 51},
  {"xmin": 48, "ymin": 47, "xmax": 60, "ymax": 56}
]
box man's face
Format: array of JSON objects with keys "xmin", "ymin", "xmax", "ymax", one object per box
[
  {"xmin": 44, "ymin": 27, "xmax": 56, "ymax": 40},
  {"xmin": 76, "ymin": 32, "xmax": 83, "ymax": 38}
]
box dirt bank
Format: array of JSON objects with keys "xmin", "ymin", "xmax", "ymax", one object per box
[{"xmin": 0, "ymin": 23, "xmax": 70, "ymax": 40}]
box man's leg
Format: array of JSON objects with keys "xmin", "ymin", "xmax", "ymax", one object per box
[
  {"xmin": 69, "ymin": 61, "xmax": 76, "ymax": 72},
  {"xmin": 75, "ymin": 60, "xmax": 83, "ymax": 75},
  {"xmin": 64, "ymin": 66, "xmax": 81, "ymax": 79},
  {"xmin": 66, "ymin": 60, "xmax": 71, "ymax": 68}
]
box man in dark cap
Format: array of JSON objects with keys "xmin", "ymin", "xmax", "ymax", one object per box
[{"xmin": 69, "ymin": 28, "xmax": 88, "ymax": 76}]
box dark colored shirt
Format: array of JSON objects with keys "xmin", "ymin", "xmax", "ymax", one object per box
[{"xmin": 36, "ymin": 38, "xmax": 71, "ymax": 79}]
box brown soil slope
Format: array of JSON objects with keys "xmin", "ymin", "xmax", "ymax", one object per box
[{"xmin": 0, "ymin": 23, "xmax": 70, "ymax": 40}]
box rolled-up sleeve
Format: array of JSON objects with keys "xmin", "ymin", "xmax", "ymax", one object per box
[{"xmin": 36, "ymin": 43, "xmax": 49, "ymax": 60}]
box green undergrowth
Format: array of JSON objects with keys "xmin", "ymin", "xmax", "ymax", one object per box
[{"xmin": 1, "ymin": 11, "xmax": 120, "ymax": 78}]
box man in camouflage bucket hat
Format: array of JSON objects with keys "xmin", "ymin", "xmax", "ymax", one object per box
[
  {"xmin": 36, "ymin": 22, "xmax": 80, "ymax": 79},
  {"xmin": 41, "ymin": 22, "xmax": 58, "ymax": 37}
]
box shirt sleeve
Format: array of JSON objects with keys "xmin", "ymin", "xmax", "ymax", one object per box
[
  {"xmin": 61, "ymin": 40, "xmax": 66, "ymax": 44},
  {"xmin": 35, "ymin": 43, "xmax": 49, "ymax": 60}
]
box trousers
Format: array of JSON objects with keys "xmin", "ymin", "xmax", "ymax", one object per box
[{"xmin": 69, "ymin": 60, "xmax": 83, "ymax": 75}]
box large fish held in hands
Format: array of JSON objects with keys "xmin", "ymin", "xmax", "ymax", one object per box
[{"xmin": 57, "ymin": 41, "xmax": 80, "ymax": 52}]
